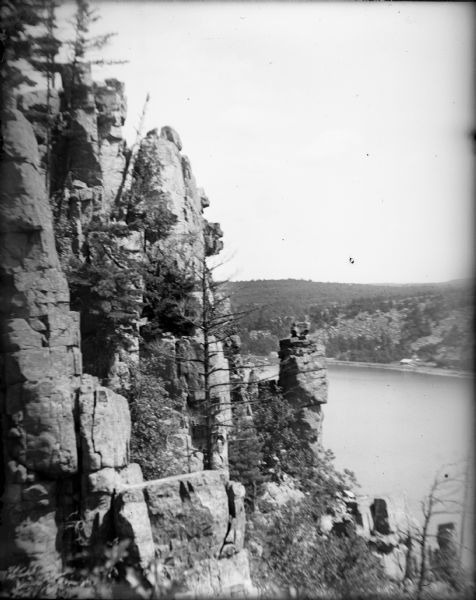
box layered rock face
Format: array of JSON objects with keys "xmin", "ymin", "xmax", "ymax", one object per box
[
  {"xmin": 17, "ymin": 64, "xmax": 137, "ymax": 388},
  {"xmin": 1, "ymin": 68, "xmax": 253, "ymax": 593},
  {"xmin": 131, "ymin": 127, "xmax": 230, "ymax": 473},
  {"xmin": 278, "ymin": 325, "xmax": 328, "ymax": 454},
  {"xmin": 0, "ymin": 106, "xmax": 135, "ymax": 572},
  {"xmin": 115, "ymin": 471, "xmax": 253, "ymax": 596},
  {"xmin": 133, "ymin": 125, "xmax": 223, "ymax": 273}
]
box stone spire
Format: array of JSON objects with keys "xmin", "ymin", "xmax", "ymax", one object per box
[{"xmin": 277, "ymin": 321, "xmax": 328, "ymax": 455}]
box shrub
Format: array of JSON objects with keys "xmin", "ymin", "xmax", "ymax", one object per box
[
  {"xmin": 128, "ymin": 354, "xmax": 190, "ymax": 480},
  {"xmin": 250, "ymin": 497, "xmax": 386, "ymax": 598},
  {"xmin": 228, "ymin": 415, "xmax": 265, "ymax": 511}
]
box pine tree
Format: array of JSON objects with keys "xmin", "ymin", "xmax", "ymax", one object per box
[
  {"xmin": 29, "ymin": 0, "xmax": 62, "ymax": 192},
  {"xmin": 228, "ymin": 415, "xmax": 265, "ymax": 511},
  {"xmin": 0, "ymin": 0, "xmax": 43, "ymax": 109}
]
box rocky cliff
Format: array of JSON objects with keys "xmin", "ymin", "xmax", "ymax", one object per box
[
  {"xmin": 0, "ymin": 65, "xmax": 253, "ymax": 596},
  {"xmin": 277, "ymin": 323, "xmax": 327, "ymax": 455},
  {"xmin": 0, "ymin": 104, "xmax": 132, "ymax": 572}
]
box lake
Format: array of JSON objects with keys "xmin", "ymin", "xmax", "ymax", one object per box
[
  {"xmin": 324, "ymin": 363, "xmax": 474, "ymax": 570},
  {"xmin": 256, "ymin": 361, "xmax": 474, "ymax": 570}
]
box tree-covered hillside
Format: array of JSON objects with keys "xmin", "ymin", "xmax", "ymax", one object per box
[{"xmin": 228, "ymin": 279, "xmax": 473, "ymax": 369}]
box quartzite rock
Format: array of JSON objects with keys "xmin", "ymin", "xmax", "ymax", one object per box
[
  {"xmin": 115, "ymin": 470, "xmax": 252, "ymax": 595},
  {"xmin": 2, "ymin": 81, "xmax": 253, "ymax": 594},
  {"xmin": 160, "ymin": 125, "xmax": 183, "ymax": 151},
  {"xmin": 145, "ymin": 470, "xmax": 229, "ymax": 562},
  {"xmin": 133, "ymin": 126, "xmax": 223, "ymax": 277},
  {"xmin": 78, "ymin": 374, "xmax": 131, "ymax": 472},
  {"xmin": 82, "ymin": 463, "xmax": 146, "ymax": 550},
  {"xmin": 278, "ymin": 336, "xmax": 328, "ymax": 454},
  {"xmin": 204, "ymin": 221, "xmax": 224, "ymax": 257},
  {"xmin": 223, "ymin": 481, "xmax": 246, "ymax": 554},
  {"xmin": 94, "ymin": 78, "xmax": 128, "ymax": 211},
  {"xmin": 183, "ymin": 549, "xmax": 255, "ymax": 598},
  {"xmin": 0, "ymin": 106, "xmax": 134, "ymax": 573},
  {"xmin": 0, "ymin": 107, "xmax": 80, "ymax": 571}
]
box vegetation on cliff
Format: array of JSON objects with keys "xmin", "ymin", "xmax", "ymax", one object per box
[
  {"xmin": 1, "ymin": 2, "xmax": 470, "ymax": 598},
  {"xmin": 230, "ymin": 279, "xmax": 473, "ymax": 369}
]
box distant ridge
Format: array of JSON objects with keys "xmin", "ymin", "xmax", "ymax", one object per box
[
  {"xmin": 227, "ymin": 278, "xmax": 473, "ymax": 369},
  {"xmin": 226, "ymin": 278, "xmax": 472, "ymax": 312}
]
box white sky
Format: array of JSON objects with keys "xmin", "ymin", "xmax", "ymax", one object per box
[{"xmin": 58, "ymin": 1, "xmax": 474, "ymax": 284}]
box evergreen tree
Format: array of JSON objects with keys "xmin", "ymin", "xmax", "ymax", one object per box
[
  {"xmin": 0, "ymin": 0, "xmax": 43, "ymax": 109},
  {"xmin": 228, "ymin": 415, "xmax": 265, "ymax": 511},
  {"xmin": 29, "ymin": 0, "xmax": 62, "ymax": 192},
  {"xmin": 68, "ymin": 0, "xmax": 117, "ymax": 68}
]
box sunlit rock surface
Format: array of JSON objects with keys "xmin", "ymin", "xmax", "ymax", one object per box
[
  {"xmin": 0, "ymin": 107, "xmax": 133, "ymax": 571},
  {"xmin": 278, "ymin": 329, "xmax": 328, "ymax": 454},
  {"xmin": 115, "ymin": 471, "xmax": 254, "ymax": 596}
]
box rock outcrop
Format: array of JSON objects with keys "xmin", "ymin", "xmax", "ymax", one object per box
[
  {"xmin": 0, "ymin": 106, "xmax": 134, "ymax": 572},
  {"xmin": 1, "ymin": 67, "xmax": 253, "ymax": 594},
  {"xmin": 115, "ymin": 471, "xmax": 254, "ymax": 596},
  {"xmin": 132, "ymin": 126, "xmax": 223, "ymax": 275},
  {"xmin": 319, "ymin": 492, "xmax": 417, "ymax": 582},
  {"xmin": 16, "ymin": 63, "xmax": 138, "ymax": 388},
  {"xmin": 278, "ymin": 323, "xmax": 328, "ymax": 453},
  {"xmin": 130, "ymin": 126, "xmax": 230, "ymax": 473}
]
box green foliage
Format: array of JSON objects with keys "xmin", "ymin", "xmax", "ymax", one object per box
[
  {"xmin": 253, "ymin": 384, "xmax": 356, "ymax": 496},
  {"xmin": 141, "ymin": 259, "xmax": 196, "ymax": 339},
  {"xmin": 0, "ymin": 539, "xmax": 130, "ymax": 599},
  {"xmin": 250, "ymin": 498, "xmax": 386, "ymax": 597},
  {"xmin": 124, "ymin": 128, "xmax": 196, "ymax": 338},
  {"xmin": 126, "ymin": 146, "xmax": 179, "ymax": 244},
  {"xmin": 325, "ymin": 332, "xmax": 399, "ymax": 363},
  {"xmin": 29, "ymin": 1, "xmax": 62, "ymax": 77},
  {"xmin": 229, "ymin": 279, "xmax": 473, "ymax": 368},
  {"xmin": 0, "ymin": 0, "xmax": 45, "ymax": 103},
  {"xmin": 65, "ymin": 219, "xmax": 142, "ymax": 376},
  {"xmin": 228, "ymin": 414, "xmax": 265, "ymax": 511},
  {"xmin": 241, "ymin": 381, "xmax": 383, "ymax": 596},
  {"xmin": 253, "ymin": 384, "xmax": 303, "ymax": 477},
  {"xmin": 239, "ymin": 329, "xmax": 279, "ymax": 356},
  {"xmin": 431, "ymin": 545, "xmax": 465, "ymax": 592},
  {"xmin": 229, "ymin": 278, "xmax": 461, "ymax": 335},
  {"xmin": 128, "ymin": 353, "xmax": 189, "ymax": 480},
  {"xmin": 51, "ymin": 178, "xmax": 191, "ymax": 373},
  {"xmin": 0, "ymin": 540, "xmax": 182, "ymax": 599},
  {"xmin": 67, "ymin": 0, "xmax": 117, "ymax": 66}
]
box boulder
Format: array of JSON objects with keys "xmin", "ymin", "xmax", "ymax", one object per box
[
  {"xmin": 142, "ymin": 470, "xmax": 229, "ymax": 564},
  {"xmin": 115, "ymin": 471, "xmax": 253, "ymax": 595}
]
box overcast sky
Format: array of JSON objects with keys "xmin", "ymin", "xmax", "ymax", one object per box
[{"xmin": 59, "ymin": 1, "xmax": 474, "ymax": 284}]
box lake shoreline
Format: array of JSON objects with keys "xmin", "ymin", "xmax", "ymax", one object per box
[
  {"xmin": 326, "ymin": 358, "xmax": 473, "ymax": 379},
  {"xmin": 254, "ymin": 358, "xmax": 472, "ymax": 379}
]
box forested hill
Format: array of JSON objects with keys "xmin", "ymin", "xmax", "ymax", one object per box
[
  {"xmin": 227, "ymin": 278, "xmax": 473, "ymax": 369},
  {"xmin": 227, "ymin": 278, "xmax": 469, "ymax": 314}
]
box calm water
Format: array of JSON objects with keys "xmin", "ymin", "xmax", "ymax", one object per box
[{"xmin": 324, "ymin": 363, "xmax": 474, "ymax": 569}]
